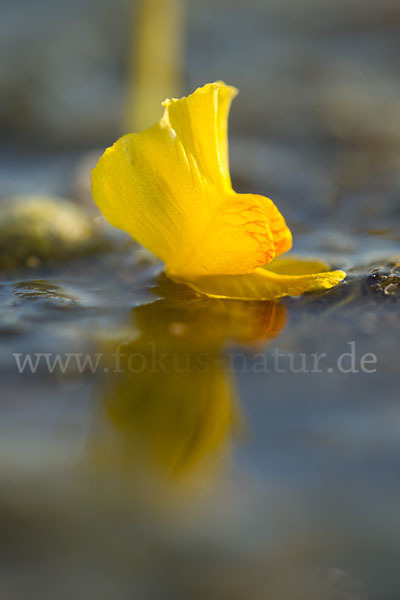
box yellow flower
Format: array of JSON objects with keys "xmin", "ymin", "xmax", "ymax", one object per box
[{"xmin": 92, "ymin": 81, "xmax": 346, "ymax": 300}]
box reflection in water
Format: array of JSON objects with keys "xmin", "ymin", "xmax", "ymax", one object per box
[
  {"xmin": 86, "ymin": 281, "xmax": 371, "ymax": 599},
  {"xmin": 91, "ymin": 276, "xmax": 287, "ymax": 489}
]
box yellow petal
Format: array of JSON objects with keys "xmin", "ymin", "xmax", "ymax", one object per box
[
  {"xmin": 264, "ymin": 255, "xmax": 334, "ymax": 275},
  {"xmin": 175, "ymin": 192, "xmax": 280, "ymax": 277},
  {"xmin": 255, "ymin": 194, "xmax": 293, "ymax": 258},
  {"xmin": 173, "ymin": 264, "xmax": 347, "ymax": 301},
  {"xmin": 91, "ymin": 82, "xmax": 292, "ymax": 278},
  {"xmin": 162, "ymin": 81, "xmax": 237, "ymax": 191}
]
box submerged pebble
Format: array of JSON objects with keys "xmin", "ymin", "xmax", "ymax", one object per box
[
  {"xmin": 367, "ymin": 267, "xmax": 400, "ymax": 297},
  {"xmin": 384, "ymin": 281, "xmax": 400, "ymax": 296},
  {"xmin": 0, "ymin": 195, "xmax": 109, "ymax": 270}
]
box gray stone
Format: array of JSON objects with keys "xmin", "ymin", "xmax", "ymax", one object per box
[{"xmin": 0, "ymin": 195, "xmax": 108, "ymax": 269}]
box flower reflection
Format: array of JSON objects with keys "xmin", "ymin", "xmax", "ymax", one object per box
[{"xmin": 90, "ymin": 277, "xmax": 287, "ymax": 488}]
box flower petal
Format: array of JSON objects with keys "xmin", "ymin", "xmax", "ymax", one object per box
[
  {"xmin": 91, "ymin": 82, "xmax": 292, "ymax": 278},
  {"xmin": 163, "ymin": 81, "xmax": 237, "ymax": 191},
  {"xmin": 173, "ymin": 264, "xmax": 347, "ymax": 300},
  {"xmin": 264, "ymin": 255, "xmax": 335, "ymax": 275},
  {"xmin": 254, "ymin": 194, "xmax": 293, "ymax": 258},
  {"xmin": 174, "ymin": 192, "xmax": 278, "ymax": 278}
]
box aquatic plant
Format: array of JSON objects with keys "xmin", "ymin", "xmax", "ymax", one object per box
[{"xmin": 92, "ymin": 82, "xmax": 346, "ymax": 300}]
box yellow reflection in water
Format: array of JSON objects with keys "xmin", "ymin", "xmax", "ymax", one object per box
[{"xmin": 90, "ymin": 277, "xmax": 287, "ymax": 496}]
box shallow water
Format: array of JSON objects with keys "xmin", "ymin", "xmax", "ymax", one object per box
[{"xmin": 0, "ymin": 143, "xmax": 399, "ymax": 599}]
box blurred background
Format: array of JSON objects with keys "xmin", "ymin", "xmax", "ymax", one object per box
[
  {"xmin": 1, "ymin": 1, "xmax": 400, "ymax": 599},
  {"xmin": 2, "ymin": 0, "xmax": 400, "ymax": 245},
  {"xmin": 2, "ymin": 0, "xmax": 400, "ymax": 146}
]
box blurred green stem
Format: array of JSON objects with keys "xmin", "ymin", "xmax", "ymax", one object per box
[{"xmin": 125, "ymin": 0, "xmax": 184, "ymax": 132}]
